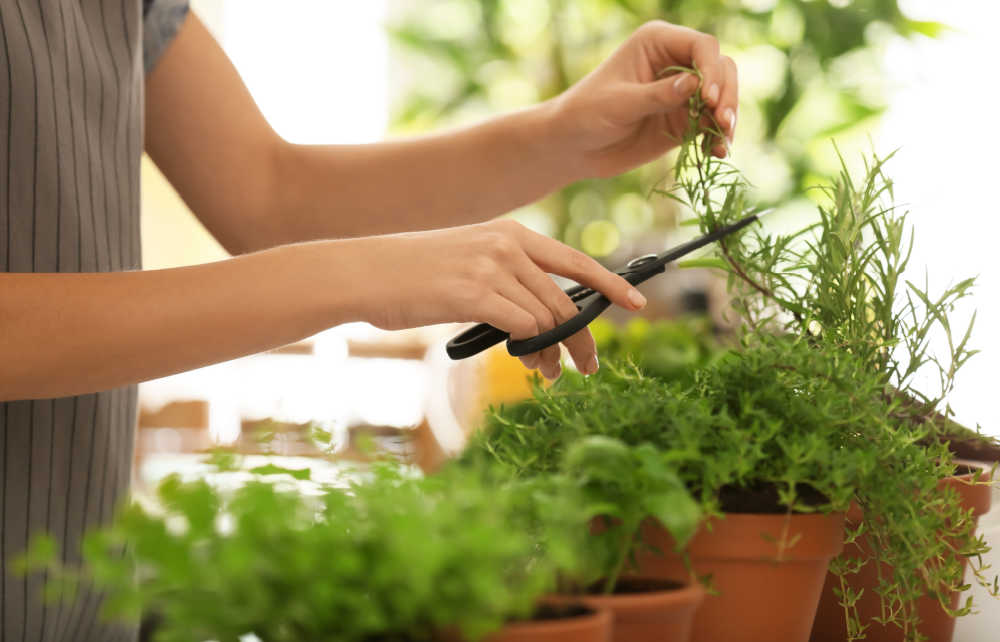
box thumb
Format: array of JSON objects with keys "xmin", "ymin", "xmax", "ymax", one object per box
[{"xmin": 632, "ymin": 72, "xmax": 699, "ymax": 118}]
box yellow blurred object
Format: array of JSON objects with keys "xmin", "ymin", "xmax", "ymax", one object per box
[{"xmin": 473, "ymin": 343, "xmax": 545, "ymax": 418}]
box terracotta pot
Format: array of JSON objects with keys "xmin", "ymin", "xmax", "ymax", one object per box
[
  {"xmin": 479, "ymin": 604, "xmax": 612, "ymax": 642},
  {"xmin": 574, "ymin": 577, "xmax": 704, "ymax": 642},
  {"xmin": 810, "ymin": 465, "xmax": 993, "ymax": 642},
  {"xmin": 632, "ymin": 512, "xmax": 846, "ymax": 642}
]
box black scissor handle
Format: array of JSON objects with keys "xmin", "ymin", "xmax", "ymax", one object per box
[
  {"xmin": 446, "ymin": 323, "xmax": 509, "ymax": 360},
  {"xmin": 506, "ymin": 294, "xmax": 613, "ymax": 356}
]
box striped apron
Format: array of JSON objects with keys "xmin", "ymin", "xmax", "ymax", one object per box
[{"xmin": 1, "ymin": 1, "xmax": 143, "ymax": 640}]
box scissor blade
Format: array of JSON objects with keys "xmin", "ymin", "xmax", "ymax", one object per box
[{"xmin": 647, "ymin": 212, "xmax": 761, "ymax": 272}]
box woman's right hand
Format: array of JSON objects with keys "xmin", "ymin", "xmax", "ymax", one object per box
[{"xmin": 336, "ymin": 219, "xmax": 647, "ymax": 379}]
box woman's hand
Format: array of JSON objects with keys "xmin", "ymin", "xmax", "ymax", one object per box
[
  {"xmin": 339, "ymin": 220, "xmax": 647, "ymax": 379},
  {"xmin": 546, "ymin": 20, "xmax": 738, "ymax": 180}
]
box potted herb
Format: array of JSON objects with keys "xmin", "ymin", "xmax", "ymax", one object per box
[
  {"xmin": 469, "ymin": 350, "xmax": 863, "ymax": 642},
  {"xmin": 463, "ymin": 432, "xmax": 705, "ymax": 642},
  {"xmin": 21, "ymin": 464, "xmax": 611, "ymax": 642},
  {"xmin": 660, "ymin": 72, "xmax": 998, "ymax": 641},
  {"xmin": 551, "ymin": 436, "xmax": 705, "ymax": 642}
]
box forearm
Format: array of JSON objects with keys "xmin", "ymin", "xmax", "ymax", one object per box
[
  {"xmin": 267, "ymin": 102, "xmax": 573, "ymax": 243},
  {"xmin": 0, "ymin": 242, "xmax": 355, "ymax": 401},
  {"xmin": 145, "ymin": 14, "xmax": 575, "ymax": 255}
]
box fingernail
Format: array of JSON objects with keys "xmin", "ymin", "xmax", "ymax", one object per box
[
  {"xmin": 544, "ymin": 363, "xmax": 562, "ymax": 381},
  {"xmin": 673, "ymin": 73, "xmax": 697, "ymax": 95},
  {"xmin": 587, "ymin": 354, "xmax": 599, "ymax": 375},
  {"xmin": 627, "ymin": 289, "xmax": 647, "ymax": 309},
  {"xmin": 706, "ymin": 83, "xmax": 719, "ymax": 105},
  {"xmin": 724, "ymin": 108, "xmax": 736, "ymax": 134}
]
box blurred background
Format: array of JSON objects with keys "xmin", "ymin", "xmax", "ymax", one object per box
[{"xmin": 136, "ymin": 0, "xmax": 999, "ymax": 488}]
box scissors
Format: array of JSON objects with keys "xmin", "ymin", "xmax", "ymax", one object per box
[{"xmin": 445, "ymin": 212, "xmax": 763, "ymax": 360}]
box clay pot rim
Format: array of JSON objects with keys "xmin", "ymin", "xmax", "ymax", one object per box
[
  {"xmin": 667, "ymin": 511, "xmax": 846, "ymax": 561},
  {"xmin": 845, "ymin": 461, "xmax": 993, "ymax": 522},
  {"xmin": 567, "ymin": 578, "xmax": 705, "ymax": 613},
  {"xmin": 499, "ymin": 604, "xmax": 612, "ymax": 633}
]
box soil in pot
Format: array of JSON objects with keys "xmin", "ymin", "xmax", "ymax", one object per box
[
  {"xmin": 575, "ymin": 577, "xmax": 704, "ymax": 642},
  {"xmin": 810, "ymin": 464, "xmax": 993, "ymax": 642},
  {"xmin": 630, "ymin": 486, "xmax": 845, "ymax": 642}
]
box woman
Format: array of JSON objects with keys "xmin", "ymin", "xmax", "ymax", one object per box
[{"xmin": 0, "ymin": 1, "xmax": 738, "ymax": 640}]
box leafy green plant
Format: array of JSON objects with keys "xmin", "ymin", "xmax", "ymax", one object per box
[
  {"xmin": 470, "ymin": 337, "xmax": 991, "ymax": 638},
  {"xmin": 562, "ymin": 436, "xmax": 700, "ymax": 593},
  {"xmin": 21, "ymin": 464, "xmax": 584, "ymax": 642},
  {"xmin": 590, "ymin": 316, "xmax": 724, "ymax": 383}
]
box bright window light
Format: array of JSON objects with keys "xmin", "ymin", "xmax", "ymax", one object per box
[{"xmin": 215, "ymin": 1, "xmax": 389, "ymax": 144}]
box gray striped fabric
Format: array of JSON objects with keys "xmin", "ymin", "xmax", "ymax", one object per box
[{"xmin": 0, "ymin": 1, "xmax": 168, "ymax": 641}]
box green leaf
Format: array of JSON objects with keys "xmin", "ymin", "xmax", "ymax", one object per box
[
  {"xmin": 678, "ymin": 257, "xmax": 730, "ymax": 271},
  {"xmin": 249, "ymin": 464, "xmax": 312, "ymax": 481}
]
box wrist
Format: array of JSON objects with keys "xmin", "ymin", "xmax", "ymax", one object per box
[
  {"xmin": 510, "ymin": 100, "xmax": 586, "ymax": 189},
  {"xmin": 293, "ymin": 239, "xmax": 371, "ymax": 326}
]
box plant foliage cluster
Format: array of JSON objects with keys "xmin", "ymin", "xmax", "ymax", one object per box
[
  {"xmin": 590, "ymin": 316, "xmax": 724, "ymax": 384},
  {"xmin": 23, "ymin": 464, "xmax": 590, "ymax": 642}
]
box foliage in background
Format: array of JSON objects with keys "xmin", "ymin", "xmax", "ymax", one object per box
[
  {"xmin": 590, "ymin": 316, "xmax": 724, "ymax": 383},
  {"xmin": 21, "ymin": 464, "xmax": 586, "ymax": 642},
  {"xmin": 389, "ymin": 0, "xmax": 939, "ymax": 254}
]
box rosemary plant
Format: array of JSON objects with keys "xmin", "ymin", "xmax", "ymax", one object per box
[
  {"xmin": 657, "ymin": 70, "xmax": 996, "ymax": 639},
  {"xmin": 661, "ymin": 67, "xmax": 981, "ymax": 435}
]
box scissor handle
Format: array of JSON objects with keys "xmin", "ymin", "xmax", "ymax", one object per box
[
  {"xmin": 446, "ymin": 323, "xmax": 509, "ymax": 360},
  {"xmin": 506, "ymin": 295, "xmax": 613, "ymax": 356}
]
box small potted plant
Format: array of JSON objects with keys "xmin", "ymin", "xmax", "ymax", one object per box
[
  {"xmin": 21, "ymin": 463, "xmax": 611, "ymax": 642},
  {"xmin": 540, "ymin": 436, "xmax": 706, "ymax": 642}
]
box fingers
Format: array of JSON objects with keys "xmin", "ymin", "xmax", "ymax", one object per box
[
  {"xmin": 718, "ymin": 56, "xmax": 738, "ymax": 140},
  {"xmin": 709, "ymin": 56, "xmax": 738, "ymax": 158},
  {"xmin": 688, "ymin": 32, "xmax": 722, "ymax": 110},
  {"xmin": 474, "ymin": 293, "xmax": 538, "ymax": 346},
  {"xmin": 515, "ymin": 225, "xmax": 647, "ymax": 314},
  {"xmin": 469, "ymin": 220, "xmax": 647, "ymax": 380},
  {"xmin": 493, "ymin": 275, "xmax": 562, "ymax": 379},
  {"xmin": 632, "ymin": 21, "xmax": 738, "ymax": 150},
  {"xmin": 634, "ymin": 71, "xmax": 699, "ymax": 119},
  {"xmin": 513, "ymin": 254, "xmax": 600, "ymax": 376}
]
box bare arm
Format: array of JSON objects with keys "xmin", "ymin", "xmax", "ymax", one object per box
[
  {"xmin": 0, "ymin": 243, "xmax": 348, "ymax": 400},
  {"xmin": 145, "ymin": 14, "xmax": 738, "ymax": 254},
  {"xmin": 1, "ymin": 221, "xmax": 645, "ymax": 400}
]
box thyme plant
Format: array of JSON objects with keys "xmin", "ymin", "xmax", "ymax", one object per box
[{"xmin": 470, "ymin": 340, "xmax": 990, "ymax": 639}]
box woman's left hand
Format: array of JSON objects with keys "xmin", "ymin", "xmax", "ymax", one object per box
[{"xmin": 546, "ymin": 20, "xmax": 738, "ymax": 180}]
